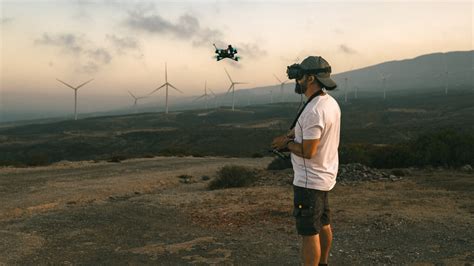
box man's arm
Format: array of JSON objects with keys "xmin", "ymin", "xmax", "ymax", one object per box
[{"xmin": 287, "ymin": 139, "xmax": 320, "ymax": 159}]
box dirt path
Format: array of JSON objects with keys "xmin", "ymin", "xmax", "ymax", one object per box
[{"xmin": 0, "ymin": 157, "xmax": 472, "ymax": 265}]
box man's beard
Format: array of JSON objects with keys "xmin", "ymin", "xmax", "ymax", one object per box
[{"xmin": 294, "ymin": 80, "xmax": 308, "ymax": 94}]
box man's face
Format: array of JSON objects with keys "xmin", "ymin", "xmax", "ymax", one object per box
[{"xmin": 296, "ymin": 75, "xmax": 310, "ymax": 94}]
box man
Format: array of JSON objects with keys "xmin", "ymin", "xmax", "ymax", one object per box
[{"xmin": 272, "ymin": 56, "xmax": 341, "ymax": 266}]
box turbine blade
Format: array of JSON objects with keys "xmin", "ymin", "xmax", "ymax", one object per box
[
  {"xmin": 224, "ymin": 68, "xmax": 233, "ymax": 83},
  {"xmin": 76, "ymin": 79, "xmax": 94, "ymax": 89},
  {"xmin": 168, "ymin": 83, "xmax": 183, "ymax": 93},
  {"xmin": 273, "ymin": 74, "xmax": 282, "ymax": 83},
  {"xmin": 226, "ymin": 84, "xmax": 233, "ymax": 94},
  {"xmin": 149, "ymin": 84, "xmax": 166, "ymax": 95},
  {"xmin": 375, "ymin": 68, "xmax": 384, "ymax": 78},
  {"xmin": 208, "ymin": 88, "xmax": 216, "ymax": 97},
  {"xmin": 128, "ymin": 90, "xmax": 137, "ymax": 99},
  {"xmin": 234, "ymin": 82, "xmax": 248, "ymax": 84},
  {"xmin": 56, "ymin": 79, "xmax": 76, "ymax": 90},
  {"xmin": 194, "ymin": 94, "xmax": 207, "ymax": 101}
]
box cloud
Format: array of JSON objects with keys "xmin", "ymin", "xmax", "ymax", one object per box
[
  {"xmin": 124, "ymin": 6, "xmax": 223, "ymax": 47},
  {"xmin": 81, "ymin": 61, "xmax": 100, "ymax": 74},
  {"xmin": 339, "ymin": 44, "xmax": 357, "ymax": 54},
  {"xmin": 35, "ymin": 33, "xmax": 85, "ymax": 54},
  {"xmin": 87, "ymin": 48, "xmax": 112, "ymax": 64},
  {"xmin": 106, "ymin": 34, "xmax": 141, "ymax": 54},
  {"xmin": 333, "ymin": 28, "xmax": 344, "ymax": 35},
  {"xmin": 35, "ymin": 32, "xmax": 113, "ymax": 74},
  {"xmin": 235, "ymin": 42, "xmax": 268, "ymax": 60},
  {"xmin": 192, "ymin": 28, "xmax": 223, "ymax": 47},
  {"xmin": 1, "ymin": 17, "xmax": 13, "ymax": 25}
]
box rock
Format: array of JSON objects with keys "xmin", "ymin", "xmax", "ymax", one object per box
[
  {"xmin": 338, "ymin": 163, "xmax": 397, "ymax": 183},
  {"xmin": 461, "ymin": 164, "xmax": 472, "ymax": 172}
]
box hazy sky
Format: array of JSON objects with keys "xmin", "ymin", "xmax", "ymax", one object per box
[{"xmin": 1, "ymin": 0, "xmax": 472, "ymax": 98}]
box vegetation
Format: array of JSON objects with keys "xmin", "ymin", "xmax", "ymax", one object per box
[
  {"xmin": 267, "ymin": 157, "xmax": 292, "ymax": 170},
  {"xmin": 341, "ymin": 130, "xmax": 474, "ymax": 168},
  {"xmin": 208, "ymin": 165, "xmax": 258, "ymax": 190},
  {"xmin": 0, "ymin": 90, "xmax": 473, "ymax": 169}
]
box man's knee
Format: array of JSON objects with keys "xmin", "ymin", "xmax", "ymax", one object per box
[{"xmin": 321, "ymin": 224, "xmax": 331, "ymax": 229}]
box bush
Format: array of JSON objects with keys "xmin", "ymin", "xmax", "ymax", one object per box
[
  {"xmin": 25, "ymin": 153, "xmax": 50, "ymax": 166},
  {"xmin": 108, "ymin": 155, "xmax": 128, "ymax": 163},
  {"xmin": 208, "ymin": 165, "xmax": 258, "ymax": 190},
  {"xmin": 177, "ymin": 174, "xmax": 194, "ymax": 184},
  {"xmin": 267, "ymin": 157, "xmax": 292, "ymax": 170},
  {"xmin": 341, "ymin": 129, "xmax": 474, "ymax": 169}
]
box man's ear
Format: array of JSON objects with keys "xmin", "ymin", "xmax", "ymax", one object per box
[{"xmin": 307, "ymin": 75, "xmax": 315, "ymax": 83}]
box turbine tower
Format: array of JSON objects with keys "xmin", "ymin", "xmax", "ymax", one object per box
[
  {"xmin": 343, "ymin": 76, "xmax": 349, "ymax": 103},
  {"xmin": 376, "ymin": 69, "xmax": 391, "ymax": 100},
  {"xmin": 224, "ymin": 68, "xmax": 247, "ymax": 111},
  {"xmin": 56, "ymin": 78, "xmax": 94, "ymax": 120},
  {"xmin": 273, "ymin": 74, "xmax": 289, "ymax": 102},
  {"xmin": 148, "ymin": 63, "xmax": 183, "ymax": 114},
  {"xmin": 194, "ymin": 81, "xmax": 216, "ymax": 109},
  {"xmin": 128, "ymin": 91, "xmax": 148, "ymax": 113}
]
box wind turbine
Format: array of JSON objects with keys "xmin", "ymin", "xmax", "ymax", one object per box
[
  {"xmin": 273, "ymin": 74, "xmax": 289, "ymax": 102},
  {"xmin": 224, "ymin": 68, "xmax": 247, "ymax": 111},
  {"xmin": 343, "ymin": 76, "xmax": 349, "ymax": 103},
  {"xmin": 194, "ymin": 81, "xmax": 216, "ymax": 109},
  {"xmin": 376, "ymin": 69, "xmax": 391, "ymax": 100},
  {"xmin": 128, "ymin": 91, "xmax": 148, "ymax": 113},
  {"xmin": 56, "ymin": 78, "xmax": 94, "ymax": 120},
  {"xmin": 148, "ymin": 63, "xmax": 183, "ymax": 114}
]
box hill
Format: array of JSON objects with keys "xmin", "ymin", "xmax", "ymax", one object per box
[
  {"xmin": 2, "ymin": 50, "xmax": 472, "ymax": 122},
  {"xmin": 1, "ymin": 88, "xmax": 473, "ymax": 167}
]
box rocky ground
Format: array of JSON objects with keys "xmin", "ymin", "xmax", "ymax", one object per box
[{"xmin": 0, "ymin": 157, "xmax": 472, "ymax": 265}]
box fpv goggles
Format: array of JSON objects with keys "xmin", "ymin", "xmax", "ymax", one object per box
[{"xmin": 286, "ymin": 64, "xmax": 332, "ymax": 80}]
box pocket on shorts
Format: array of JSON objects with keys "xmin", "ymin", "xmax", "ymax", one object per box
[{"xmin": 293, "ymin": 207, "xmax": 314, "ymax": 217}]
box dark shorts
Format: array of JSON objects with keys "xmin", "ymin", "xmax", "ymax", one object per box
[{"xmin": 293, "ymin": 185, "xmax": 331, "ymax": 236}]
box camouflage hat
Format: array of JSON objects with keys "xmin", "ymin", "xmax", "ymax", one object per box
[{"xmin": 300, "ymin": 56, "xmax": 337, "ymax": 89}]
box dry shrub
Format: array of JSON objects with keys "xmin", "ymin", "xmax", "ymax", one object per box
[{"xmin": 208, "ymin": 165, "xmax": 258, "ymax": 190}]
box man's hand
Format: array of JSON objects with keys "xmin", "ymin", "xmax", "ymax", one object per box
[
  {"xmin": 272, "ymin": 135, "xmax": 292, "ymax": 151},
  {"xmin": 287, "ymin": 128, "xmax": 295, "ymax": 139}
]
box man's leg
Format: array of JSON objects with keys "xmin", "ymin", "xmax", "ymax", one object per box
[
  {"xmin": 319, "ymin": 224, "xmax": 333, "ymax": 264},
  {"xmin": 302, "ymin": 234, "xmax": 321, "ymax": 266}
]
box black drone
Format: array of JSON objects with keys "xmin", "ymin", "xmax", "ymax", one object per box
[{"xmin": 213, "ymin": 43, "xmax": 240, "ymax": 61}]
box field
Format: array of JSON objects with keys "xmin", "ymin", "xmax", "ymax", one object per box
[
  {"xmin": 1, "ymin": 89, "xmax": 473, "ymax": 167},
  {"xmin": 0, "ymin": 157, "xmax": 472, "ymax": 265}
]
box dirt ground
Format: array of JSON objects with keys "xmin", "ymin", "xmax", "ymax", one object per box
[{"xmin": 0, "ymin": 156, "xmax": 472, "ymax": 265}]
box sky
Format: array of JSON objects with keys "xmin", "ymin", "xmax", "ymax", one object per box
[{"xmin": 0, "ymin": 0, "xmax": 473, "ymax": 114}]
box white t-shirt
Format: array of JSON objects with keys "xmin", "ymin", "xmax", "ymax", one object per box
[{"xmin": 291, "ymin": 93, "xmax": 341, "ymax": 191}]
